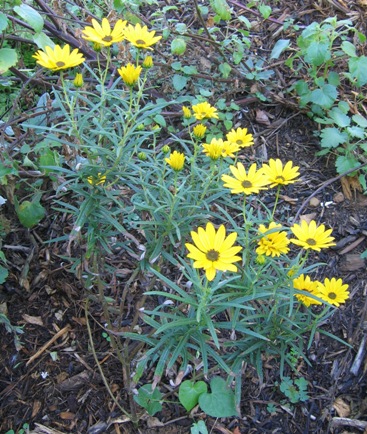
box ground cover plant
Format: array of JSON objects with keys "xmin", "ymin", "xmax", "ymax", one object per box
[{"xmin": 0, "ymin": 1, "xmax": 366, "ymax": 433}]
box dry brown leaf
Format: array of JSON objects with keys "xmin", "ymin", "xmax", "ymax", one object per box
[
  {"xmin": 31, "ymin": 400, "xmax": 42, "ymax": 418},
  {"xmin": 333, "ymin": 397, "xmax": 351, "ymax": 417},
  {"xmin": 59, "ymin": 412, "xmax": 75, "ymax": 420},
  {"xmin": 232, "ymin": 427, "xmax": 241, "ymax": 434},
  {"xmin": 280, "ymin": 194, "xmax": 298, "ymax": 205},
  {"xmin": 146, "ymin": 416, "xmax": 164, "ymax": 428},
  {"xmin": 255, "ymin": 109, "xmax": 271, "ymax": 126},
  {"xmin": 299, "ymin": 213, "xmax": 317, "ymax": 224},
  {"xmin": 340, "ymin": 176, "xmax": 362, "ymax": 200},
  {"xmin": 23, "ymin": 314, "xmax": 44, "ymax": 326}
]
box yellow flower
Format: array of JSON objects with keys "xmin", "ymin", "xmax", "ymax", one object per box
[
  {"xmin": 182, "ymin": 106, "xmax": 192, "ymax": 119},
  {"xmin": 226, "ymin": 127, "xmax": 254, "ymax": 148},
  {"xmin": 202, "ymin": 138, "xmax": 224, "ymax": 160},
  {"xmin": 192, "ymin": 102, "xmax": 219, "ymax": 120},
  {"xmin": 142, "ymin": 55, "xmax": 153, "ymax": 68},
  {"xmin": 73, "ymin": 72, "xmax": 84, "ymax": 88},
  {"xmin": 186, "ymin": 222, "xmax": 242, "ymax": 281},
  {"xmin": 293, "ymin": 274, "xmax": 322, "ymax": 307},
  {"xmin": 290, "ymin": 220, "xmax": 335, "ymax": 251},
  {"xmin": 87, "ymin": 173, "xmax": 106, "ymax": 186},
  {"xmin": 165, "ymin": 150, "xmax": 185, "ymax": 171},
  {"xmin": 123, "ymin": 23, "xmax": 162, "ymax": 50},
  {"xmin": 221, "ymin": 141, "xmax": 240, "ymax": 158},
  {"xmin": 317, "ymin": 278, "xmax": 349, "ymax": 307},
  {"xmin": 256, "ymin": 222, "xmax": 290, "ymax": 257},
  {"xmin": 82, "ymin": 18, "xmax": 126, "ymax": 46},
  {"xmin": 33, "ymin": 44, "xmax": 85, "ymax": 71},
  {"xmin": 193, "ymin": 124, "xmax": 207, "ymax": 139},
  {"xmin": 117, "ymin": 63, "xmax": 142, "ymax": 86},
  {"xmin": 222, "ymin": 162, "xmax": 269, "ymax": 195},
  {"xmin": 262, "ymin": 159, "xmax": 300, "ymax": 187}
]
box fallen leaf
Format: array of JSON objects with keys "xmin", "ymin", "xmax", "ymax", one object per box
[
  {"xmin": 333, "ymin": 397, "xmax": 351, "ymax": 417},
  {"xmin": 299, "ymin": 213, "xmax": 317, "ymax": 224},
  {"xmin": 31, "ymin": 400, "xmax": 42, "ymax": 418},
  {"xmin": 255, "ymin": 109, "xmax": 271, "ymax": 126},
  {"xmin": 59, "ymin": 411, "xmax": 75, "ymax": 420},
  {"xmin": 146, "ymin": 416, "xmax": 164, "ymax": 428},
  {"xmin": 23, "ymin": 314, "xmax": 44, "ymax": 326}
]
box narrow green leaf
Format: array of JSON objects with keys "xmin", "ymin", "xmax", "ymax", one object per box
[{"xmin": 270, "ymin": 39, "xmax": 290, "ymax": 59}]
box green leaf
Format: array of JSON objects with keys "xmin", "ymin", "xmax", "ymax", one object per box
[
  {"xmin": 347, "ymin": 126, "xmax": 365, "ymax": 139},
  {"xmin": 310, "ymin": 84, "xmax": 338, "ymax": 109},
  {"xmin": 15, "ymin": 195, "xmax": 46, "ymax": 228},
  {"xmin": 179, "ymin": 380, "xmax": 208, "ymax": 411},
  {"xmin": 153, "ymin": 114, "xmax": 166, "ymax": 127},
  {"xmin": 320, "ymin": 127, "xmax": 347, "ymax": 148},
  {"xmin": 219, "ymin": 62, "xmax": 231, "ymax": 78},
  {"xmin": 39, "ymin": 149, "xmax": 60, "ymax": 174},
  {"xmin": 352, "ymin": 114, "xmax": 367, "ymax": 128},
  {"xmin": 190, "ymin": 421, "xmax": 208, "ymax": 434},
  {"xmin": 172, "ymin": 74, "xmax": 188, "ymax": 91},
  {"xmin": 328, "ymin": 108, "xmax": 351, "ymax": 128},
  {"xmin": 348, "ymin": 56, "xmax": 367, "ymax": 87},
  {"xmin": 341, "ymin": 41, "xmax": 357, "ymax": 57},
  {"xmin": 198, "ymin": 377, "xmax": 237, "ymax": 417},
  {"xmin": 133, "ymin": 384, "xmax": 162, "ymax": 416},
  {"xmin": 270, "ymin": 39, "xmax": 290, "ymax": 59},
  {"xmin": 0, "ymin": 12, "xmax": 9, "ymax": 33},
  {"xmin": 171, "ymin": 38, "xmax": 186, "ymax": 56},
  {"xmin": 258, "ymin": 3, "xmax": 271, "ymax": 19},
  {"xmin": 0, "ymin": 48, "xmax": 18, "ymax": 74},
  {"xmin": 304, "ymin": 41, "xmax": 331, "ymax": 66},
  {"xmin": 13, "ymin": 4, "xmax": 44, "ymax": 33},
  {"xmin": 335, "ymin": 155, "xmax": 359, "ymax": 175},
  {"xmin": 0, "ymin": 264, "xmax": 8, "ymax": 285},
  {"xmin": 328, "ymin": 71, "xmax": 340, "ymax": 87},
  {"xmin": 33, "ymin": 32, "xmax": 55, "ymax": 50},
  {"xmin": 210, "ymin": 0, "xmax": 232, "ymax": 20}
]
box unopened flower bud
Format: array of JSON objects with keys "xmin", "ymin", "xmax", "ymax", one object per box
[
  {"xmin": 138, "ymin": 152, "xmax": 147, "ymax": 161},
  {"xmin": 162, "ymin": 145, "xmax": 170, "ymax": 154},
  {"xmin": 73, "ymin": 73, "xmax": 84, "ymax": 88}
]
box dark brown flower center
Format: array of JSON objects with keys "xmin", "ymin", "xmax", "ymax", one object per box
[
  {"xmin": 242, "ymin": 180, "xmax": 252, "ymax": 189},
  {"xmin": 102, "ymin": 35, "xmax": 113, "ymax": 42},
  {"xmin": 276, "ymin": 175, "xmax": 285, "ymax": 181},
  {"xmin": 306, "ymin": 238, "xmax": 316, "ymax": 246},
  {"xmin": 328, "ymin": 292, "xmax": 337, "ymax": 300},
  {"xmin": 136, "ymin": 39, "xmax": 146, "ymax": 45},
  {"xmin": 206, "ymin": 249, "xmax": 219, "ymax": 261},
  {"xmin": 56, "ymin": 61, "xmax": 65, "ymax": 67},
  {"xmin": 236, "ymin": 139, "xmax": 243, "ymax": 145}
]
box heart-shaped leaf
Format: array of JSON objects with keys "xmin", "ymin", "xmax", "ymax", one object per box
[
  {"xmin": 198, "ymin": 377, "xmax": 238, "ymax": 418},
  {"xmin": 179, "ymin": 380, "xmax": 207, "ymax": 411}
]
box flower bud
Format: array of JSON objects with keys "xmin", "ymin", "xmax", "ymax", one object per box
[
  {"xmin": 161, "ymin": 145, "xmax": 170, "ymax": 154},
  {"xmin": 73, "ymin": 73, "xmax": 84, "ymax": 88},
  {"xmin": 138, "ymin": 152, "xmax": 147, "ymax": 161}
]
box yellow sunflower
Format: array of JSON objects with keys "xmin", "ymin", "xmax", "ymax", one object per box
[
  {"xmin": 290, "ymin": 220, "xmax": 335, "ymax": 251},
  {"xmin": 117, "ymin": 63, "xmax": 142, "ymax": 86},
  {"xmin": 192, "ymin": 102, "xmax": 219, "ymax": 120},
  {"xmin": 256, "ymin": 222, "xmax": 290, "ymax": 257},
  {"xmin": 221, "ymin": 141, "xmax": 240, "ymax": 158},
  {"xmin": 165, "ymin": 150, "xmax": 185, "ymax": 171},
  {"xmin": 82, "ymin": 18, "xmax": 127, "ymax": 46},
  {"xmin": 293, "ymin": 274, "xmax": 322, "ymax": 307},
  {"xmin": 317, "ymin": 278, "xmax": 349, "ymax": 307},
  {"xmin": 262, "ymin": 159, "xmax": 300, "ymax": 187},
  {"xmin": 33, "ymin": 44, "xmax": 85, "ymax": 71},
  {"xmin": 202, "ymin": 138, "xmax": 224, "ymax": 160},
  {"xmin": 123, "ymin": 23, "xmax": 162, "ymax": 50},
  {"xmin": 186, "ymin": 222, "xmax": 242, "ymax": 281},
  {"xmin": 226, "ymin": 127, "xmax": 254, "ymax": 148},
  {"xmin": 222, "ymin": 162, "xmax": 269, "ymax": 195}
]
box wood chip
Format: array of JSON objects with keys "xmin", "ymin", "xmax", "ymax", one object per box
[
  {"xmin": 22, "ymin": 314, "xmax": 44, "ymax": 326},
  {"xmin": 340, "ymin": 254, "xmax": 366, "ymax": 271},
  {"xmin": 333, "ymin": 397, "xmax": 351, "ymax": 417}
]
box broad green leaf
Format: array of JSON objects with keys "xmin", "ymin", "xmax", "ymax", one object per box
[
  {"xmin": 179, "ymin": 380, "xmax": 208, "ymax": 411},
  {"xmin": 171, "ymin": 38, "xmax": 186, "ymax": 56},
  {"xmin": 211, "ymin": 0, "xmax": 232, "ymax": 20},
  {"xmin": 258, "ymin": 4, "xmax": 271, "ymax": 19},
  {"xmin": 0, "ymin": 48, "xmax": 18, "ymax": 74},
  {"xmin": 0, "ymin": 264, "xmax": 8, "ymax": 284},
  {"xmin": 172, "ymin": 74, "xmax": 188, "ymax": 91},
  {"xmin": 33, "ymin": 32, "xmax": 55, "ymax": 50},
  {"xmin": 352, "ymin": 114, "xmax": 367, "ymax": 128},
  {"xmin": 198, "ymin": 377, "xmax": 237, "ymax": 417},
  {"xmin": 270, "ymin": 39, "xmax": 290, "ymax": 59},
  {"xmin": 320, "ymin": 127, "xmax": 347, "ymax": 148},
  {"xmin": 335, "ymin": 155, "xmax": 359, "ymax": 175},
  {"xmin": 153, "ymin": 114, "xmax": 166, "ymax": 127},
  {"xmin": 304, "ymin": 41, "xmax": 331, "ymax": 66},
  {"xmin": 347, "ymin": 126, "xmax": 365, "ymax": 139},
  {"xmin": 310, "ymin": 84, "xmax": 338, "ymax": 109},
  {"xmin": 219, "ymin": 62, "xmax": 231, "ymax": 78},
  {"xmin": 133, "ymin": 384, "xmax": 162, "ymax": 416},
  {"xmin": 191, "ymin": 421, "xmax": 208, "ymax": 434},
  {"xmin": 182, "ymin": 65, "xmax": 198, "ymax": 75},
  {"xmin": 348, "ymin": 56, "xmax": 367, "ymax": 87},
  {"xmin": 328, "ymin": 108, "xmax": 351, "ymax": 128},
  {"xmin": 15, "ymin": 196, "xmax": 45, "ymax": 228},
  {"xmin": 39, "ymin": 149, "xmax": 60, "ymax": 174},
  {"xmin": 328, "ymin": 71, "xmax": 340, "ymax": 87},
  {"xmin": 0, "ymin": 12, "xmax": 8, "ymax": 33},
  {"xmin": 341, "ymin": 41, "xmax": 357, "ymax": 57},
  {"xmin": 13, "ymin": 4, "xmax": 44, "ymax": 33}
]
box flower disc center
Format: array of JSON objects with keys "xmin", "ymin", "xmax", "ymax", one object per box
[
  {"xmin": 276, "ymin": 175, "xmax": 285, "ymax": 181},
  {"xmin": 242, "ymin": 180, "xmax": 253, "ymax": 188},
  {"xmin": 328, "ymin": 292, "xmax": 337, "ymax": 300},
  {"xmin": 102, "ymin": 35, "xmax": 113, "ymax": 42},
  {"xmin": 206, "ymin": 249, "xmax": 219, "ymax": 261},
  {"xmin": 136, "ymin": 39, "xmax": 146, "ymax": 45},
  {"xmin": 56, "ymin": 61, "xmax": 65, "ymax": 67},
  {"xmin": 306, "ymin": 238, "xmax": 316, "ymax": 246},
  {"xmin": 236, "ymin": 139, "xmax": 243, "ymax": 145}
]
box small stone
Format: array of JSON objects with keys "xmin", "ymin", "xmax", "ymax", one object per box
[
  {"xmin": 334, "ymin": 192, "xmax": 344, "ymax": 203},
  {"xmin": 309, "ymin": 197, "xmax": 321, "ymax": 207}
]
